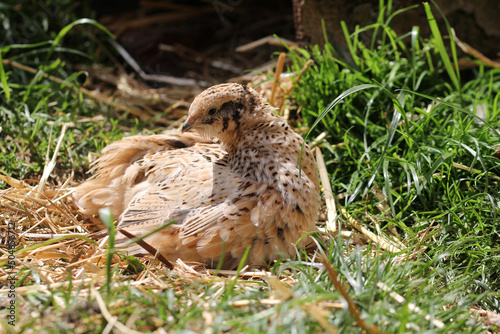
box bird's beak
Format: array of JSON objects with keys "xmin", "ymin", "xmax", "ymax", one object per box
[{"xmin": 181, "ymin": 116, "xmax": 196, "ymax": 133}]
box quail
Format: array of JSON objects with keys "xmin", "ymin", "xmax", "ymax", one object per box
[{"xmin": 74, "ymin": 83, "xmax": 320, "ymax": 268}]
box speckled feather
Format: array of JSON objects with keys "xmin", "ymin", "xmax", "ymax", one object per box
[{"xmin": 74, "ymin": 83, "xmax": 320, "ymax": 268}]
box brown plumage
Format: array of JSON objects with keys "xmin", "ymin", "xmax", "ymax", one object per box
[{"xmin": 74, "ymin": 83, "xmax": 320, "ymax": 269}]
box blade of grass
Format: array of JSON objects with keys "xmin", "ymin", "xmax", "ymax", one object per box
[
  {"xmin": 0, "ymin": 51, "xmax": 10, "ymax": 102},
  {"xmin": 46, "ymin": 18, "xmax": 114, "ymax": 61},
  {"xmin": 383, "ymin": 159, "xmax": 395, "ymax": 218},
  {"xmin": 99, "ymin": 207, "xmax": 115, "ymax": 297},
  {"xmin": 304, "ymin": 84, "xmax": 378, "ymax": 142},
  {"xmin": 431, "ymin": 0, "xmax": 460, "ymax": 87},
  {"xmin": 341, "ymin": 21, "xmax": 359, "ymax": 67},
  {"xmin": 410, "ymin": 26, "xmax": 420, "ymax": 89},
  {"xmin": 299, "ymin": 84, "xmax": 377, "ymax": 175},
  {"xmin": 222, "ymin": 246, "xmax": 251, "ymax": 302},
  {"xmin": 423, "ymin": 2, "xmax": 460, "ymax": 92},
  {"xmin": 367, "ymin": 96, "xmax": 402, "ymax": 190}
]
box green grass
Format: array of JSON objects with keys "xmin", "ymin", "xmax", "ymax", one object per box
[
  {"xmin": 5, "ymin": 242, "xmax": 488, "ymax": 333},
  {"xmin": 285, "ymin": 0, "xmax": 500, "ymax": 323},
  {"xmin": 0, "ymin": 2, "xmax": 148, "ymax": 183},
  {"xmin": 1, "ymin": 0, "xmax": 500, "ymax": 333}
]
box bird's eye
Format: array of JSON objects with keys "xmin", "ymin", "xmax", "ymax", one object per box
[{"xmin": 208, "ymin": 108, "xmax": 217, "ymax": 115}]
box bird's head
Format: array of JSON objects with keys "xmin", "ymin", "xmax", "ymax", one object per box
[{"xmin": 182, "ymin": 83, "xmax": 273, "ymax": 143}]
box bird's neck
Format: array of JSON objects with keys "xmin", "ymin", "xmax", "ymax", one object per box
[
  {"xmin": 224, "ymin": 120, "xmax": 299, "ymax": 186},
  {"xmin": 224, "ymin": 120, "xmax": 320, "ymax": 225}
]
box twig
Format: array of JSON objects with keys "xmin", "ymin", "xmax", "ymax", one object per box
[
  {"xmin": 452, "ymin": 162, "xmax": 500, "ymax": 181},
  {"xmin": 21, "ymin": 233, "xmax": 88, "ymax": 239},
  {"xmin": 118, "ymin": 229, "xmax": 174, "ymax": 269},
  {"xmin": 270, "ymin": 53, "xmax": 286, "ymax": 106},
  {"xmin": 235, "ymin": 36, "xmax": 298, "ymax": 53},
  {"xmin": 302, "ymin": 302, "xmax": 338, "ymax": 333},
  {"xmin": 377, "ymin": 282, "xmax": 445, "ymax": 329},
  {"xmin": 452, "ymin": 28, "xmax": 500, "ymax": 69},
  {"xmin": 91, "ymin": 285, "xmax": 144, "ymax": 334},
  {"xmin": 320, "ymin": 257, "xmax": 383, "ymax": 334},
  {"xmin": 283, "ymin": 59, "xmax": 314, "ymax": 96},
  {"xmin": 315, "ymin": 147, "xmax": 337, "ymax": 233},
  {"xmin": 277, "ymin": 59, "xmax": 314, "ymax": 114},
  {"xmin": 35, "ymin": 123, "xmax": 68, "ymax": 198},
  {"xmin": 209, "ymin": 269, "xmax": 271, "ymax": 277},
  {"xmin": 340, "ymin": 206, "xmax": 403, "ymax": 253}
]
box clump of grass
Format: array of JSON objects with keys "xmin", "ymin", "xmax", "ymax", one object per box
[
  {"xmin": 0, "ymin": 2, "xmax": 118, "ymax": 183},
  {"xmin": 287, "ymin": 0, "xmax": 500, "ymax": 319}
]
